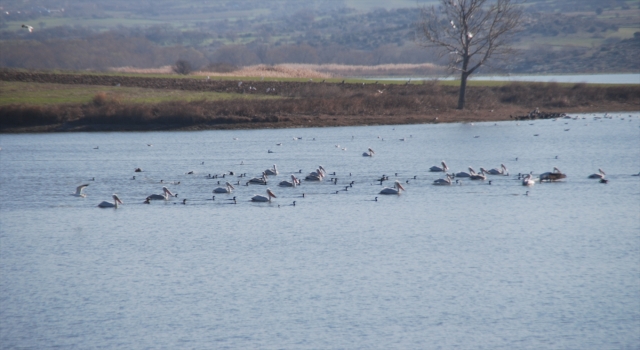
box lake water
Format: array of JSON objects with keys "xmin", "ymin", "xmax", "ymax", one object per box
[
  {"xmin": 1, "ymin": 113, "xmax": 639, "ymax": 349},
  {"xmin": 378, "ymin": 73, "xmax": 640, "ymax": 85}
]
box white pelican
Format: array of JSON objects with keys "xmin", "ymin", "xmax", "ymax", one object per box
[
  {"xmin": 21, "ymin": 24, "xmax": 33, "ymax": 32},
  {"xmin": 279, "ymin": 175, "xmax": 299, "ymax": 187},
  {"xmin": 252, "ymin": 188, "xmax": 276, "ymax": 202},
  {"xmin": 362, "ymin": 148, "xmax": 375, "ymax": 157},
  {"xmin": 540, "ymin": 167, "xmax": 567, "ymax": 182},
  {"xmin": 147, "ymin": 186, "xmax": 175, "ymax": 200},
  {"xmin": 429, "ymin": 161, "xmax": 448, "ymax": 172},
  {"xmin": 433, "ymin": 174, "xmax": 453, "ymax": 185},
  {"xmin": 455, "ymin": 167, "xmax": 475, "ymax": 178},
  {"xmin": 305, "ymin": 167, "xmax": 326, "ymax": 181},
  {"xmin": 471, "ymin": 168, "xmax": 488, "ymax": 180},
  {"xmin": 73, "ymin": 184, "xmax": 89, "ymax": 197},
  {"xmin": 98, "ymin": 194, "xmax": 122, "ymax": 208},
  {"xmin": 486, "ymin": 164, "xmax": 508, "ymax": 175},
  {"xmin": 213, "ymin": 182, "xmax": 235, "ymax": 193},
  {"xmin": 588, "ymin": 168, "xmax": 606, "ymax": 179},
  {"xmin": 522, "ymin": 174, "xmax": 535, "ymax": 186},
  {"xmin": 248, "ymin": 174, "xmax": 268, "ymax": 185},
  {"xmin": 379, "ymin": 180, "xmax": 405, "ymax": 195},
  {"xmin": 264, "ymin": 164, "xmax": 279, "ymax": 176}
]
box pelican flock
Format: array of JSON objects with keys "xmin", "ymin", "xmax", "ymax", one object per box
[{"xmin": 67, "ymin": 114, "xmax": 634, "ymax": 210}]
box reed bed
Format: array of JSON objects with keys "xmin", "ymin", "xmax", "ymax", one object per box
[{"xmin": 109, "ymin": 63, "xmax": 445, "ymax": 79}]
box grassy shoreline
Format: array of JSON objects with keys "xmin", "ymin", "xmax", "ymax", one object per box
[{"xmin": 1, "ymin": 70, "xmax": 639, "ymax": 133}]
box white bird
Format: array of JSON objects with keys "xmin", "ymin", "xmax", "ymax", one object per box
[
  {"xmin": 539, "ymin": 167, "xmax": 567, "ymax": 182},
  {"xmin": 98, "ymin": 194, "xmax": 123, "ymax": 208},
  {"xmin": 486, "ymin": 164, "xmax": 508, "ymax": 175},
  {"xmin": 248, "ymin": 174, "xmax": 268, "ymax": 185},
  {"xmin": 279, "ymin": 175, "xmax": 300, "ymax": 187},
  {"xmin": 455, "ymin": 167, "xmax": 476, "ymax": 178},
  {"xmin": 588, "ymin": 168, "xmax": 606, "ymax": 179},
  {"xmin": 305, "ymin": 166, "xmax": 326, "ymax": 181},
  {"xmin": 147, "ymin": 186, "xmax": 175, "ymax": 200},
  {"xmin": 379, "ymin": 180, "xmax": 405, "ymax": 195},
  {"xmin": 252, "ymin": 188, "xmax": 276, "ymax": 202},
  {"xmin": 433, "ymin": 174, "xmax": 453, "ymax": 185},
  {"xmin": 21, "ymin": 24, "xmax": 33, "ymax": 32},
  {"xmin": 73, "ymin": 184, "xmax": 89, "ymax": 197},
  {"xmin": 264, "ymin": 164, "xmax": 278, "ymax": 176},
  {"xmin": 522, "ymin": 174, "xmax": 535, "ymax": 186},
  {"xmin": 450, "ymin": 20, "xmax": 456, "ymax": 29},
  {"xmin": 213, "ymin": 182, "xmax": 235, "ymax": 193},
  {"xmin": 430, "ymin": 161, "xmax": 448, "ymax": 172},
  {"xmin": 469, "ymin": 170, "xmax": 487, "ymax": 180},
  {"xmin": 362, "ymin": 147, "xmax": 375, "ymax": 157}
]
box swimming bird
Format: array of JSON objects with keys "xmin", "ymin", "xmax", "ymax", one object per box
[
  {"xmin": 486, "ymin": 164, "xmax": 508, "ymax": 175},
  {"xmin": 147, "ymin": 186, "xmax": 176, "ymax": 200},
  {"xmin": 588, "ymin": 168, "xmax": 606, "ymax": 179},
  {"xmin": 305, "ymin": 166, "xmax": 326, "ymax": 181},
  {"xmin": 213, "ymin": 182, "xmax": 235, "ymax": 193},
  {"xmin": 362, "ymin": 147, "xmax": 375, "ymax": 157},
  {"xmin": 433, "ymin": 174, "xmax": 453, "ymax": 185},
  {"xmin": 264, "ymin": 164, "xmax": 279, "ymax": 176},
  {"xmin": 252, "ymin": 188, "xmax": 276, "ymax": 202},
  {"xmin": 455, "ymin": 167, "xmax": 476, "ymax": 178},
  {"xmin": 539, "ymin": 167, "xmax": 567, "ymax": 182},
  {"xmin": 429, "ymin": 161, "xmax": 448, "ymax": 172},
  {"xmin": 73, "ymin": 184, "xmax": 89, "ymax": 197},
  {"xmin": 98, "ymin": 194, "xmax": 122, "ymax": 208},
  {"xmin": 522, "ymin": 174, "xmax": 535, "ymax": 186},
  {"xmin": 379, "ymin": 180, "xmax": 405, "ymax": 195},
  {"xmin": 248, "ymin": 174, "xmax": 268, "ymax": 185},
  {"xmin": 279, "ymin": 175, "xmax": 300, "ymax": 187},
  {"xmin": 469, "ymin": 169, "xmax": 487, "ymax": 180}
]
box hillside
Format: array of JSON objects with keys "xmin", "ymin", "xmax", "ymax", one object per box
[{"xmin": 0, "ymin": 0, "xmax": 638, "ymax": 74}]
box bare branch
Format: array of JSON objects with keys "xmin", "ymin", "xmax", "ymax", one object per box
[{"xmin": 416, "ymin": 0, "xmax": 525, "ymax": 109}]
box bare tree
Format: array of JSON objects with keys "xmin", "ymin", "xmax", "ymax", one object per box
[{"xmin": 417, "ymin": 0, "xmax": 524, "ymax": 109}]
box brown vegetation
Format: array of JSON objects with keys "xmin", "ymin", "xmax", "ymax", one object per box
[{"xmin": 1, "ymin": 70, "xmax": 638, "ymax": 132}]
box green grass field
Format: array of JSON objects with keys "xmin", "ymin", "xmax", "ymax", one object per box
[{"xmin": 0, "ymin": 81, "xmax": 280, "ymax": 106}]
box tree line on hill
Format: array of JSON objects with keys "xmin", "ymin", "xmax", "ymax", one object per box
[{"xmin": 0, "ymin": 1, "xmax": 638, "ymax": 73}]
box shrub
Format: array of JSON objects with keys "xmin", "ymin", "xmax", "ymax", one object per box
[{"xmin": 173, "ymin": 60, "xmax": 192, "ymax": 75}]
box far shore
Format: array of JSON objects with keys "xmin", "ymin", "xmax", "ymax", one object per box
[
  {"xmin": 3, "ymin": 105, "xmax": 637, "ymax": 134},
  {"xmin": 1, "ymin": 70, "xmax": 639, "ymax": 133}
]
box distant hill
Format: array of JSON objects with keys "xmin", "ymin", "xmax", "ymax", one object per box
[{"xmin": 0, "ymin": 0, "xmax": 638, "ymax": 74}]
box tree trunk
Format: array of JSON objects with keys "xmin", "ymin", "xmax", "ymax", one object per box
[{"xmin": 457, "ymin": 71, "xmax": 469, "ymax": 110}]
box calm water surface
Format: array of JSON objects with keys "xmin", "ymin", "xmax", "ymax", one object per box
[
  {"xmin": 378, "ymin": 73, "xmax": 640, "ymax": 85},
  {"xmin": 1, "ymin": 113, "xmax": 639, "ymax": 349}
]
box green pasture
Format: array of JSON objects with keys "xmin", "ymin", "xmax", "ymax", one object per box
[{"xmin": 0, "ymin": 81, "xmax": 280, "ymax": 106}]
